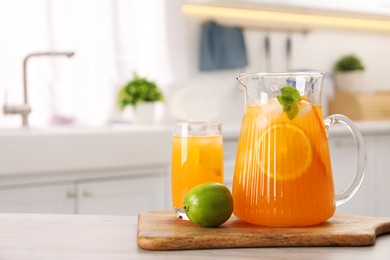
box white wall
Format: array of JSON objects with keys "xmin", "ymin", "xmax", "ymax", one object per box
[
  {"xmin": 180, "ymin": 14, "xmax": 390, "ymax": 126},
  {"xmin": 3, "ymin": 2, "xmax": 390, "ymax": 128}
]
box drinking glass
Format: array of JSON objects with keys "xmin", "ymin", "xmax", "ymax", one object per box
[{"xmin": 171, "ymin": 121, "xmax": 224, "ymax": 219}]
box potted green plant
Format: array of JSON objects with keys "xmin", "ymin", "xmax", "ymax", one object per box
[
  {"xmin": 117, "ymin": 72, "xmax": 164, "ymax": 124},
  {"xmin": 333, "ymin": 54, "xmax": 367, "ymax": 92}
]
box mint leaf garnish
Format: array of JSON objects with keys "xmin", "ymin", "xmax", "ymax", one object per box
[
  {"xmin": 277, "ymin": 86, "xmax": 301, "ymax": 120},
  {"xmin": 285, "ymin": 103, "xmax": 299, "ymax": 120}
]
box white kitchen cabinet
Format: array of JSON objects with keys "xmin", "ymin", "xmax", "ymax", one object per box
[
  {"xmin": 223, "ymin": 138, "xmax": 238, "ymax": 191},
  {"xmin": 0, "ymin": 171, "xmax": 170, "ymax": 215},
  {"xmin": 0, "ymin": 123, "xmax": 389, "ymax": 218},
  {"xmin": 0, "ymin": 182, "xmax": 75, "ymax": 214},
  {"xmin": 374, "ymin": 135, "xmax": 390, "ymax": 216},
  {"xmin": 330, "ymin": 134, "xmax": 376, "ymax": 216},
  {"xmin": 0, "ymin": 125, "xmax": 173, "ymax": 216},
  {"xmin": 77, "ymin": 173, "xmax": 169, "ymax": 215},
  {"xmin": 329, "ymin": 131, "xmax": 390, "ymax": 217}
]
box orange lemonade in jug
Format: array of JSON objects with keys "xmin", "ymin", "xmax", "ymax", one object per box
[{"xmin": 232, "ymin": 97, "xmax": 335, "ymax": 227}]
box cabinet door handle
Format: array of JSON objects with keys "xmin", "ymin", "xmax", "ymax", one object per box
[
  {"xmin": 83, "ymin": 191, "xmax": 93, "ymax": 197},
  {"xmin": 66, "ymin": 191, "xmax": 76, "ymax": 199}
]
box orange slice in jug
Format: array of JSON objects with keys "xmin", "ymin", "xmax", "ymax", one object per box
[{"xmin": 259, "ymin": 123, "xmax": 312, "ymax": 181}]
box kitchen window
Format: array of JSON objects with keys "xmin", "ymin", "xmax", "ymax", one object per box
[{"xmin": 0, "ymin": 0, "xmax": 187, "ymax": 127}]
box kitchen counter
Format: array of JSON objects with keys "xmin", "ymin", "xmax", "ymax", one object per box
[
  {"xmin": 1, "ymin": 120, "xmax": 389, "ymax": 177},
  {"xmin": 327, "ymin": 120, "xmax": 390, "ymax": 136},
  {"xmin": 0, "ymin": 213, "xmax": 390, "ymax": 260},
  {"xmin": 0, "ymin": 125, "xmax": 173, "ymax": 176}
]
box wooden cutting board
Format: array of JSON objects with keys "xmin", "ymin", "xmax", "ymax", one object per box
[{"xmin": 137, "ymin": 211, "xmax": 390, "ymax": 251}]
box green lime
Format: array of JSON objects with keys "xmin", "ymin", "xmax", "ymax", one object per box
[{"xmin": 183, "ymin": 182, "xmax": 233, "ymax": 227}]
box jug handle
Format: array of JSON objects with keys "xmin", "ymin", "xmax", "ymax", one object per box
[{"xmin": 324, "ymin": 114, "xmax": 367, "ymax": 207}]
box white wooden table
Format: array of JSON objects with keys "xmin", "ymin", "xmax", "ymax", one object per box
[{"xmin": 0, "ymin": 213, "xmax": 389, "ymax": 260}]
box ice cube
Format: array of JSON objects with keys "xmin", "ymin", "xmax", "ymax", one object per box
[
  {"xmin": 299, "ymin": 100, "xmax": 312, "ymax": 116},
  {"xmin": 261, "ymin": 98, "xmax": 283, "ymax": 116}
]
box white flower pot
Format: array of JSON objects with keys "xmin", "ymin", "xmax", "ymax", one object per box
[
  {"xmin": 133, "ymin": 102, "xmax": 156, "ymax": 124},
  {"xmin": 334, "ymin": 71, "xmax": 368, "ymax": 93}
]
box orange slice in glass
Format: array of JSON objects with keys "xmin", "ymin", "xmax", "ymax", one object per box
[{"xmin": 259, "ymin": 123, "xmax": 312, "ymax": 180}]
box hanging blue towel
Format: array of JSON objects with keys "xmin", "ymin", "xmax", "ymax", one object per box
[{"xmin": 199, "ymin": 21, "xmax": 248, "ymax": 71}]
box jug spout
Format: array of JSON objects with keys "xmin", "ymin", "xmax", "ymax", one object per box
[
  {"xmin": 236, "ymin": 73, "xmax": 249, "ymax": 88},
  {"xmin": 236, "ymin": 72, "xmax": 265, "ymax": 105}
]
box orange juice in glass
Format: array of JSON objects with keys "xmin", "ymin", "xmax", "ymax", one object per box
[
  {"xmin": 171, "ymin": 121, "xmax": 223, "ymax": 219},
  {"xmin": 233, "ymin": 72, "xmax": 366, "ymax": 227}
]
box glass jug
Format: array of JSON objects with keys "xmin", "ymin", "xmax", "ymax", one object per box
[{"xmin": 232, "ymin": 72, "xmax": 366, "ymax": 227}]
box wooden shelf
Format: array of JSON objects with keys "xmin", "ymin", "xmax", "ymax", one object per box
[{"xmin": 183, "ymin": 2, "xmax": 390, "ymax": 33}]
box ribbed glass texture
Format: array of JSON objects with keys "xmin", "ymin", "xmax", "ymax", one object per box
[{"xmin": 232, "ymin": 72, "xmax": 336, "ymax": 227}]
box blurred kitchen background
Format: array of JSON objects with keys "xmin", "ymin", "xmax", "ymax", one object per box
[{"xmin": 1, "ymin": 0, "xmax": 390, "ymax": 217}]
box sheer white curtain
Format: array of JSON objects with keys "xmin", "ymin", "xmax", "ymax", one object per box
[{"xmin": 0, "ymin": 0, "xmax": 188, "ymax": 127}]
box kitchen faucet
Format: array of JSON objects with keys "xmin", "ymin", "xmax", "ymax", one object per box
[{"xmin": 3, "ymin": 51, "xmax": 75, "ymax": 128}]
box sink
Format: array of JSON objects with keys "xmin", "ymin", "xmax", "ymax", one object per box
[{"xmin": 0, "ymin": 125, "xmax": 171, "ymax": 176}]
